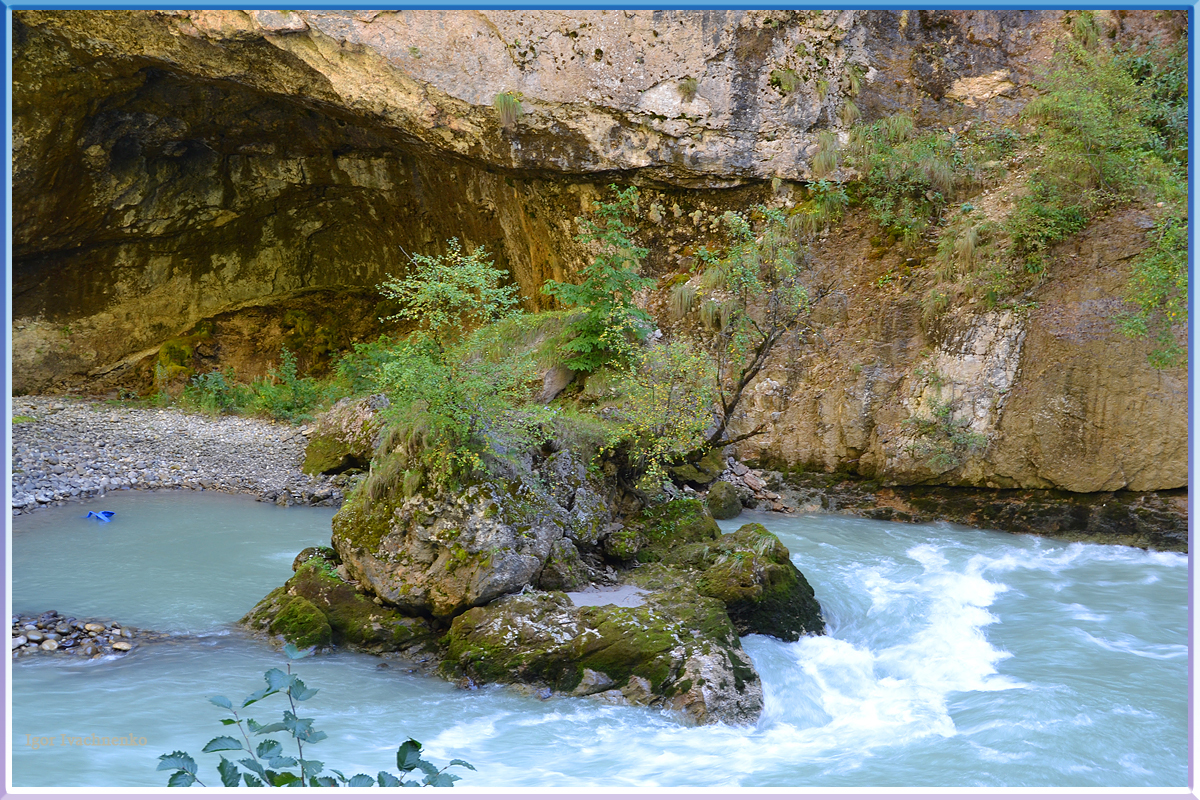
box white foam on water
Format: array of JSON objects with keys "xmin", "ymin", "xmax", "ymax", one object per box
[
  {"xmin": 1077, "ymin": 630, "xmax": 1189, "ymax": 660},
  {"xmin": 746, "ymin": 541, "xmax": 1024, "ymax": 761},
  {"xmin": 1064, "ymin": 602, "xmax": 1107, "ymax": 622}
]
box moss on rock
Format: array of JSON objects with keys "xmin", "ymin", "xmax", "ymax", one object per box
[
  {"xmin": 438, "ymin": 583, "xmax": 761, "ymax": 724},
  {"xmin": 628, "ymin": 498, "xmax": 720, "ymax": 562},
  {"xmin": 705, "ymin": 481, "xmax": 742, "ymax": 520},
  {"xmin": 242, "ymin": 550, "xmax": 432, "ymax": 653},
  {"xmin": 269, "ymin": 596, "xmax": 333, "ymax": 649},
  {"xmin": 694, "ymin": 523, "xmax": 825, "ymax": 640}
]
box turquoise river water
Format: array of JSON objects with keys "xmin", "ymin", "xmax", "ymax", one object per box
[{"xmin": 8, "ymin": 491, "xmax": 1188, "ymax": 788}]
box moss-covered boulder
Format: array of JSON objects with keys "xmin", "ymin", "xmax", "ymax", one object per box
[
  {"xmin": 242, "ymin": 553, "xmax": 431, "ymax": 653},
  {"xmin": 441, "ymin": 585, "xmax": 762, "ymax": 725},
  {"xmin": 695, "ymin": 523, "xmax": 825, "ymax": 640},
  {"xmin": 625, "ymin": 498, "xmax": 721, "ymax": 563},
  {"xmin": 331, "ymin": 450, "xmax": 613, "ymax": 620},
  {"xmin": 622, "ymin": 502, "xmax": 825, "ymax": 641},
  {"xmin": 302, "ymin": 395, "xmax": 386, "ymax": 476},
  {"xmin": 705, "ymin": 481, "xmax": 742, "ymax": 520},
  {"xmin": 668, "ymin": 449, "xmax": 727, "ymax": 488},
  {"xmin": 267, "ymin": 596, "xmax": 332, "ymax": 649}
]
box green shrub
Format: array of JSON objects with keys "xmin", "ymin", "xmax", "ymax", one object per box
[
  {"xmin": 542, "ymin": 185, "xmax": 654, "ymax": 373},
  {"xmin": 378, "ymin": 239, "xmax": 519, "ymax": 349},
  {"xmin": 248, "ymin": 347, "xmax": 324, "ymax": 424},
  {"xmin": 182, "ymin": 369, "xmax": 253, "ymax": 417},
  {"xmin": 846, "ymin": 114, "xmax": 961, "ymax": 248},
  {"xmin": 903, "ymin": 398, "xmax": 988, "ymax": 472},
  {"xmin": 1119, "ymin": 212, "xmax": 1187, "ymax": 368},
  {"xmin": 157, "ymin": 644, "xmax": 474, "ymax": 788}
]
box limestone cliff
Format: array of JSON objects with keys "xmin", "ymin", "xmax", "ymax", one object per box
[{"xmin": 11, "ymin": 9, "xmax": 1186, "ymax": 494}]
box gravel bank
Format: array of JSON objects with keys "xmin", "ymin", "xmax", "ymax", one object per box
[{"xmin": 10, "ymin": 397, "xmax": 351, "ymax": 515}]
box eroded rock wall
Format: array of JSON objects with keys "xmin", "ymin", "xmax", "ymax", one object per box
[{"xmin": 12, "ymin": 9, "xmax": 1186, "ymax": 493}]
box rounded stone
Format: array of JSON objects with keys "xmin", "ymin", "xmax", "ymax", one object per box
[
  {"xmin": 84, "ymin": 623, "xmax": 105, "ymax": 633},
  {"xmin": 25, "ymin": 631, "xmax": 44, "ymax": 643},
  {"xmin": 11, "ymin": 636, "xmax": 27, "ymax": 648},
  {"xmin": 112, "ymin": 641, "xmax": 133, "ymax": 651},
  {"xmin": 40, "ymin": 639, "xmax": 59, "ymax": 651}
]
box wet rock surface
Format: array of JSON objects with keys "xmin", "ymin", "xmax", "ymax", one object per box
[
  {"xmin": 10, "ymin": 396, "xmax": 350, "ymax": 515},
  {"xmin": 10, "ymin": 611, "xmax": 168, "ymax": 659},
  {"xmin": 770, "ymin": 470, "xmax": 1188, "ymax": 552}
]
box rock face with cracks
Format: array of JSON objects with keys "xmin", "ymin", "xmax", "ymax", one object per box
[{"xmin": 330, "ymin": 451, "xmax": 612, "ymax": 620}]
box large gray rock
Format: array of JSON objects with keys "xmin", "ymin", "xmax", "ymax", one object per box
[{"xmin": 331, "ymin": 449, "xmax": 613, "ymax": 619}]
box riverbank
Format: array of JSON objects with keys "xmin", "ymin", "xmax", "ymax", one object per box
[{"xmin": 10, "ymin": 396, "xmax": 349, "ymax": 515}]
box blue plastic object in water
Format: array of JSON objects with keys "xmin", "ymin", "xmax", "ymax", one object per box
[{"xmin": 85, "ymin": 511, "xmax": 115, "ymax": 522}]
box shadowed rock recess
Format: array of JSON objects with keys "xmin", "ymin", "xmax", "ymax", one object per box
[{"xmin": 13, "ymin": 9, "xmax": 1187, "ymax": 722}]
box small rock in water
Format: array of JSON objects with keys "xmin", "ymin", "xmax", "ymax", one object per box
[
  {"xmin": 84, "ymin": 623, "xmax": 105, "ymax": 633},
  {"xmin": 25, "ymin": 631, "xmax": 44, "ymax": 643},
  {"xmin": 112, "ymin": 641, "xmax": 132, "ymax": 651},
  {"xmin": 81, "ymin": 644, "xmax": 99, "ymax": 657},
  {"xmin": 40, "ymin": 639, "xmax": 59, "ymax": 651},
  {"xmin": 11, "ymin": 636, "xmax": 27, "ymax": 649}
]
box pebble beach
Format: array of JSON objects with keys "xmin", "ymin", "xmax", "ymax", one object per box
[{"xmin": 10, "ymin": 396, "xmax": 348, "ymax": 515}]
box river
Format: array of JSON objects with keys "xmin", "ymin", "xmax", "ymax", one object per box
[{"xmin": 9, "ymin": 492, "xmax": 1187, "ymax": 788}]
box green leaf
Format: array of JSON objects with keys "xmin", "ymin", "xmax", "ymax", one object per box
[
  {"xmin": 267, "ymin": 770, "xmax": 302, "ymax": 787},
  {"xmin": 304, "ymin": 729, "xmax": 327, "ymax": 744},
  {"xmin": 242, "ymin": 773, "xmax": 265, "ymax": 787},
  {"xmin": 414, "ymin": 758, "xmax": 440, "ymax": 777},
  {"xmin": 238, "ymin": 757, "xmax": 266, "ymax": 779},
  {"xmin": 219, "ymin": 719, "xmax": 238, "ymax": 726},
  {"xmin": 268, "ymin": 755, "xmax": 299, "ymax": 770},
  {"xmin": 217, "ymin": 757, "xmax": 241, "ymax": 787},
  {"xmin": 427, "ymin": 771, "xmax": 459, "ymax": 787},
  {"xmin": 242, "ymin": 687, "xmax": 277, "ymax": 707},
  {"xmin": 449, "ymin": 759, "xmax": 477, "ymax": 771},
  {"xmin": 347, "ymin": 774, "xmax": 376, "ymax": 787},
  {"xmin": 311, "ymin": 776, "xmax": 339, "ymax": 787},
  {"xmin": 252, "ymin": 721, "xmax": 288, "ymax": 735},
  {"xmin": 157, "ymin": 751, "xmax": 198, "ymax": 773},
  {"xmin": 208, "ymin": 695, "xmax": 233, "ymax": 710},
  {"xmin": 290, "ymin": 678, "xmax": 318, "ymax": 702},
  {"xmin": 397, "ymin": 739, "xmax": 424, "ymax": 771},
  {"xmin": 282, "ymin": 642, "xmax": 313, "ymax": 660},
  {"xmin": 201, "ymin": 736, "xmax": 243, "ymax": 753},
  {"xmin": 167, "ymin": 771, "xmax": 195, "ymax": 787},
  {"xmin": 377, "ymin": 771, "xmax": 402, "ymax": 787},
  {"xmin": 256, "ymin": 740, "xmax": 283, "ymax": 760},
  {"xmin": 300, "ymin": 759, "xmax": 324, "ymax": 777},
  {"xmin": 264, "ymin": 668, "xmax": 292, "ymax": 693},
  {"xmin": 329, "ymin": 769, "xmax": 347, "ymax": 783}
]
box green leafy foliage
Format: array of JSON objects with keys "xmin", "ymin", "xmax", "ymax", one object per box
[
  {"xmin": 246, "ymin": 347, "xmax": 325, "ymax": 423},
  {"xmin": 542, "ymin": 186, "xmax": 655, "ymax": 373},
  {"xmin": 903, "ymin": 398, "xmax": 988, "ymax": 473},
  {"xmin": 371, "ymin": 325, "xmax": 540, "ymax": 493},
  {"xmin": 595, "ymin": 339, "xmax": 715, "ymax": 497},
  {"xmin": 157, "ymin": 648, "xmax": 474, "ymax": 788},
  {"xmin": 846, "ymin": 114, "xmax": 962, "ymax": 248},
  {"xmin": 673, "ymin": 206, "xmax": 812, "ymax": 447},
  {"xmin": 1119, "ymin": 212, "xmax": 1187, "ymax": 368},
  {"xmin": 378, "ymin": 239, "xmax": 519, "ymax": 350}
]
